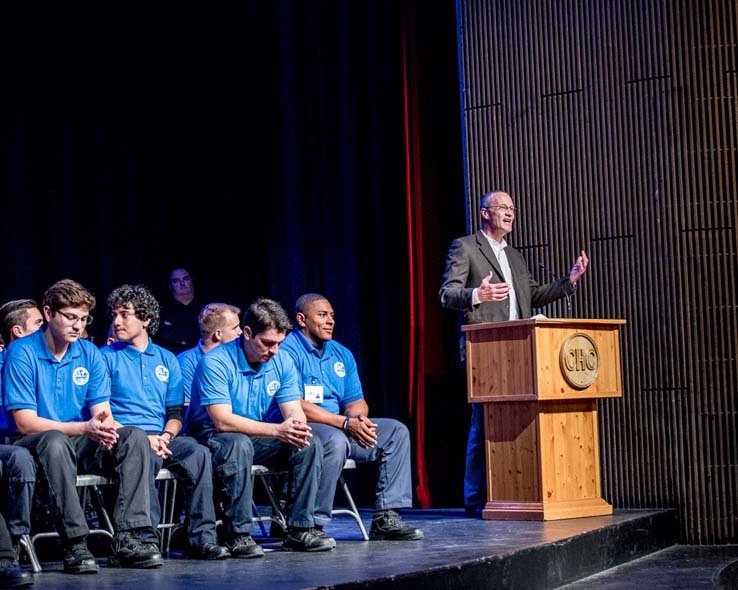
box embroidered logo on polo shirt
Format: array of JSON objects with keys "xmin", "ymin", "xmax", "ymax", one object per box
[
  {"xmin": 267, "ymin": 380, "xmax": 281, "ymax": 396},
  {"xmin": 73, "ymin": 367, "xmax": 90, "ymax": 386},
  {"xmin": 155, "ymin": 365, "xmax": 169, "ymax": 382},
  {"xmin": 334, "ymin": 362, "xmax": 346, "ymax": 378}
]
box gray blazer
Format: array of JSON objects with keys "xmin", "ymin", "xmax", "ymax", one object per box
[{"xmin": 439, "ymin": 230, "xmax": 575, "ymax": 325}]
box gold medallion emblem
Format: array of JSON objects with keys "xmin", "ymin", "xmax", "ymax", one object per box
[{"xmin": 560, "ymin": 333, "xmax": 599, "ymax": 389}]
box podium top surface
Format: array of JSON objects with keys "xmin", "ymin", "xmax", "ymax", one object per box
[{"xmin": 461, "ymin": 317, "xmax": 626, "ymax": 332}]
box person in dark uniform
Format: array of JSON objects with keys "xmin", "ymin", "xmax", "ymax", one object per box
[{"xmin": 157, "ymin": 267, "xmax": 202, "ymax": 355}]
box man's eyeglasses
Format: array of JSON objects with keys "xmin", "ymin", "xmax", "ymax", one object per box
[
  {"xmin": 55, "ymin": 310, "xmax": 94, "ymax": 326},
  {"xmin": 484, "ymin": 205, "xmax": 516, "ymax": 213}
]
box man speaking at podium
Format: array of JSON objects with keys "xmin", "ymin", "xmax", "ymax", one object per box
[{"xmin": 438, "ymin": 190, "xmax": 588, "ymax": 517}]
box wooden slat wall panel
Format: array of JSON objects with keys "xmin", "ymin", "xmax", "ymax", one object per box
[{"xmin": 457, "ymin": 0, "xmax": 737, "ymax": 544}]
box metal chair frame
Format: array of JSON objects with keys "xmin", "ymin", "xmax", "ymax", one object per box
[
  {"xmin": 251, "ymin": 459, "xmax": 369, "ymax": 541},
  {"xmin": 22, "ymin": 474, "xmax": 116, "ymax": 573},
  {"xmin": 21, "ymin": 469, "xmax": 181, "ymax": 571},
  {"xmin": 20, "ymin": 459, "xmax": 369, "ymax": 571}
]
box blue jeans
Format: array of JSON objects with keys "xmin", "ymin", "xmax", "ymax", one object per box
[
  {"xmin": 310, "ymin": 418, "xmax": 413, "ymax": 524},
  {"xmin": 464, "ymin": 403, "xmax": 487, "ymax": 509},
  {"xmin": 194, "ymin": 429, "xmax": 323, "ymax": 538},
  {"xmin": 0, "ymin": 445, "xmax": 35, "ymax": 537},
  {"xmin": 144, "ymin": 435, "xmax": 218, "ymax": 546}
]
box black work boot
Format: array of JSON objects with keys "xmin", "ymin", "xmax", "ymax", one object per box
[
  {"xmin": 108, "ymin": 531, "xmax": 164, "ymax": 569},
  {"xmin": 62, "ymin": 537, "xmax": 99, "ymax": 574},
  {"xmin": 311, "ymin": 524, "xmax": 336, "ymax": 549},
  {"xmin": 281, "ymin": 527, "xmax": 334, "ymax": 552},
  {"xmin": 369, "ymin": 509, "xmax": 424, "ymax": 541},
  {"xmin": 187, "ymin": 542, "xmax": 231, "ymax": 560},
  {"xmin": 0, "ymin": 557, "xmax": 34, "ymax": 586},
  {"xmin": 225, "ymin": 534, "xmax": 264, "ymax": 559}
]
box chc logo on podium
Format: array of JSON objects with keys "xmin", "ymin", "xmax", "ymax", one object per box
[{"xmin": 559, "ymin": 333, "xmax": 600, "ymax": 389}]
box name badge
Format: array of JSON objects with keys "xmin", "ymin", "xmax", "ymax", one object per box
[{"xmin": 304, "ymin": 384, "xmax": 324, "ymax": 403}]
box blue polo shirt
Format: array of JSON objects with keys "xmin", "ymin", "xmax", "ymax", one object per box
[
  {"xmin": 188, "ymin": 337, "xmax": 301, "ymax": 431},
  {"xmin": 3, "ymin": 328, "xmax": 110, "ymax": 426},
  {"xmin": 277, "ymin": 329, "xmax": 364, "ymax": 415},
  {"xmin": 0, "ymin": 348, "xmax": 16, "ymax": 432},
  {"xmin": 177, "ymin": 342, "xmax": 205, "ymax": 405},
  {"xmin": 101, "ymin": 340, "xmax": 183, "ymax": 433}
]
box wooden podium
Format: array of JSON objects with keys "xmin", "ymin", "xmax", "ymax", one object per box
[{"xmin": 462, "ymin": 318, "xmax": 625, "ymax": 521}]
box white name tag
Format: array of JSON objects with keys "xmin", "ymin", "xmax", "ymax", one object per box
[{"xmin": 304, "ymin": 384, "xmax": 324, "ymax": 403}]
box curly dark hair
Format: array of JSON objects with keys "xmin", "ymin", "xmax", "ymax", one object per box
[{"xmin": 106, "ymin": 284, "xmax": 161, "ymax": 336}]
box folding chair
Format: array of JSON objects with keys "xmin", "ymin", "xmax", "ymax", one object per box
[
  {"xmin": 251, "ymin": 464, "xmax": 288, "ymax": 535},
  {"xmin": 251, "ymin": 459, "xmax": 369, "ymax": 541},
  {"xmin": 155, "ymin": 468, "xmax": 180, "ymax": 553},
  {"xmin": 331, "ymin": 459, "xmax": 369, "ymax": 541},
  {"xmin": 23, "ymin": 474, "xmax": 116, "ymax": 572}
]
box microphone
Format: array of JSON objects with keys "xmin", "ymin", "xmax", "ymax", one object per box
[{"xmin": 539, "ymin": 262, "xmax": 572, "ymax": 317}]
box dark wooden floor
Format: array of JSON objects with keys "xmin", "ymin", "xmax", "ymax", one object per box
[{"xmin": 18, "ymin": 508, "xmax": 738, "ymax": 589}]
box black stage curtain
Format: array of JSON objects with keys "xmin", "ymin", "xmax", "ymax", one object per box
[{"xmin": 1, "ymin": 2, "xmax": 466, "ymax": 506}]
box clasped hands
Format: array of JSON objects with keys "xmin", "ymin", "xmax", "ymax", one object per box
[
  {"xmin": 277, "ymin": 418, "xmax": 313, "ymax": 449},
  {"xmin": 345, "ymin": 415, "xmax": 377, "ymax": 449},
  {"xmin": 84, "ymin": 410, "xmax": 119, "ymax": 450},
  {"xmin": 148, "ymin": 434, "xmax": 174, "ymax": 458}
]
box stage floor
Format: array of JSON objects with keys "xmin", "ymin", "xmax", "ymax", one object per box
[{"xmin": 19, "ymin": 508, "xmax": 738, "ymax": 589}]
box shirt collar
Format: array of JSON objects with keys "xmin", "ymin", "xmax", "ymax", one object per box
[
  {"xmin": 294, "ymin": 329, "xmax": 331, "ymax": 357},
  {"xmin": 113, "ymin": 338, "xmax": 155, "ymax": 359},
  {"xmin": 482, "ymin": 232, "xmax": 508, "ymax": 254},
  {"xmin": 36, "ymin": 328, "xmax": 80, "ymax": 364},
  {"xmin": 236, "ymin": 335, "xmax": 266, "ymax": 375}
]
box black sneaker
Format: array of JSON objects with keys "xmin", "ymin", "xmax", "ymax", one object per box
[
  {"xmin": 108, "ymin": 531, "xmax": 164, "ymax": 569},
  {"xmin": 187, "ymin": 543, "xmax": 231, "ymax": 560},
  {"xmin": 369, "ymin": 510, "xmax": 424, "ymax": 541},
  {"xmin": 0, "ymin": 557, "xmax": 33, "ymax": 587},
  {"xmin": 312, "ymin": 525, "xmax": 336, "ymax": 549},
  {"xmin": 62, "ymin": 538, "xmax": 99, "ymax": 574},
  {"xmin": 282, "ymin": 527, "xmax": 334, "ymax": 552},
  {"xmin": 226, "ymin": 535, "xmax": 264, "ymax": 559}
]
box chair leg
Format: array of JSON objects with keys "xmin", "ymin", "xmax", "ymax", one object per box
[
  {"xmin": 251, "ymin": 502, "xmax": 268, "ymax": 536},
  {"xmin": 19, "ymin": 534, "xmax": 42, "ymax": 573},
  {"xmin": 333, "ymin": 474, "xmax": 370, "ymax": 541},
  {"xmin": 257, "ymin": 473, "xmax": 288, "ymax": 532},
  {"xmin": 90, "ymin": 485, "xmax": 115, "ymax": 537},
  {"xmin": 159, "ymin": 478, "xmax": 171, "ymax": 553},
  {"xmin": 166, "ymin": 479, "xmax": 178, "ymax": 553},
  {"xmin": 156, "ymin": 476, "xmax": 183, "ymax": 554}
]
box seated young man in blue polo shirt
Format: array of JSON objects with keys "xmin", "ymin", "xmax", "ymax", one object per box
[
  {"xmin": 187, "ymin": 298, "xmax": 333, "ymax": 554},
  {"xmin": 101, "ymin": 284, "xmax": 230, "ymax": 560},
  {"xmin": 276, "ymin": 293, "xmax": 423, "ymax": 541},
  {"xmin": 0, "ymin": 301, "xmax": 37, "ymax": 587},
  {"xmin": 177, "ymin": 302, "xmax": 242, "ymax": 423},
  {"xmin": 0, "ymin": 299, "xmax": 42, "ymax": 569},
  {"xmin": 3, "ymin": 279, "xmax": 161, "ymax": 574}
]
